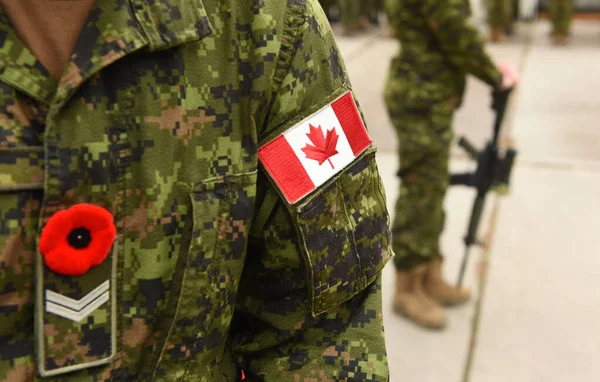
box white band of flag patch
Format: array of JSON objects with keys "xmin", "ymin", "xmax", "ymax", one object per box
[
  {"xmin": 259, "ymin": 91, "xmax": 372, "ymax": 204},
  {"xmin": 45, "ymin": 280, "xmax": 110, "ymax": 322}
]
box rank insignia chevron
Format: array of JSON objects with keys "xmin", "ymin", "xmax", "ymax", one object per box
[{"xmin": 45, "ymin": 280, "xmax": 110, "ymax": 322}]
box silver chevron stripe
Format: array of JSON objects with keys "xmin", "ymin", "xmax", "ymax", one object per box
[{"xmin": 45, "ymin": 280, "xmax": 110, "ymax": 322}]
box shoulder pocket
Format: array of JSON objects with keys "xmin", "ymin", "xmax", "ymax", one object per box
[{"xmin": 295, "ymin": 149, "xmax": 392, "ymax": 316}]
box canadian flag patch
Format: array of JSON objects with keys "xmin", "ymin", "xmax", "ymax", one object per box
[{"xmin": 259, "ymin": 91, "xmax": 372, "ymax": 204}]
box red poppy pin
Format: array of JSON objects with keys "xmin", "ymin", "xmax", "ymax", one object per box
[{"xmin": 39, "ymin": 204, "xmax": 116, "ymax": 276}]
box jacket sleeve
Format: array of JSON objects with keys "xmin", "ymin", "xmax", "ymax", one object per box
[
  {"xmin": 421, "ymin": 0, "xmax": 502, "ymax": 87},
  {"xmin": 230, "ymin": 0, "xmax": 391, "ymax": 380}
]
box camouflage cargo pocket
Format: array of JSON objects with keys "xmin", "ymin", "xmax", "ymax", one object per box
[
  {"xmin": 0, "ymin": 146, "xmax": 44, "ymax": 376},
  {"xmin": 295, "ymin": 149, "xmax": 392, "ymax": 316},
  {"xmin": 157, "ymin": 172, "xmax": 256, "ymax": 370}
]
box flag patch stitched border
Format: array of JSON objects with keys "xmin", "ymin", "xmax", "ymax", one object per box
[{"xmin": 259, "ymin": 91, "xmax": 372, "ymax": 204}]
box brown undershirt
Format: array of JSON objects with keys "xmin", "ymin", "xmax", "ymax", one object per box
[{"xmin": 0, "ymin": 0, "xmax": 97, "ymax": 80}]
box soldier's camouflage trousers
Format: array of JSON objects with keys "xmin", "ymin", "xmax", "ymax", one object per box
[
  {"xmin": 487, "ymin": 0, "xmax": 514, "ymax": 29},
  {"xmin": 550, "ymin": 0, "xmax": 574, "ymax": 35},
  {"xmin": 339, "ymin": 0, "xmax": 383, "ymax": 29},
  {"xmin": 363, "ymin": 0, "xmax": 384, "ymax": 19},
  {"xmin": 340, "ymin": 0, "xmax": 362, "ymax": 28},
  {"xmin": 385, "ymin": 94, "xmax": 455, "ymax": 270}
]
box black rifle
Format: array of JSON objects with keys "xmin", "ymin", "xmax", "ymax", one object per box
[{"xmin": 450, "ymin": 89, "xmax": 517, "ymax": 287}]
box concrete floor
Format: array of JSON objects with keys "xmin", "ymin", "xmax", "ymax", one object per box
[{"xmin": 335, "ymin": 18, "xmax": 600, "ymax": 382}]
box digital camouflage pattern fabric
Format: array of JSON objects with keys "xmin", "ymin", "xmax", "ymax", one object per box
[
  {"xmin": 0, "ymin": 0, "xmax": 392, "ymax": 380},
  {"xmin": 383, "ymin": 0, "xmax": 502, "ymax": 269},
  {"xmin": 487, "ymin": 0, "xmax": 514, "ymax": 31},
  {"xmin": 550, "ymin": 0, "xmax": 574, "ymax": 35},
  {"xmin": 339, "ymin": 0, "xmax": 363, "ymax": 30}
]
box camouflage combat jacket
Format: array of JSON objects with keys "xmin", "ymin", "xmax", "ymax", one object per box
[
  {"xmin": 385, "ymin": 0, "xmax": 502, "ymax": 110},
  {"xmin": 0, "ymin": 0, "xmax": 392, "ymax": 380}
]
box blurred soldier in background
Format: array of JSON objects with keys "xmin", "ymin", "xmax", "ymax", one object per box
[
  {"xmin": 320, "ymin": 0, "xmax": 337, "ymax": 21},
  {"xmin": 487, "ymin": 0, "xmax": 514, "ymax": 42},
  {"xmin": 384, "ymin": 0, "xmax": 519, "ymax": 329},
  {"xmin": 340, "ymin": 0, "xmax": 365, "ymax": 35},
  {"xmin": 324, "ymin": 0, "xmax": 390, "ymax": 36},
  {"xmin": 365, "ymin": 0, "xmax": 385, "ymax": 26},
  {"xmin": 550, "ymin": 0, "xmax": 574, "ymax": 45}
]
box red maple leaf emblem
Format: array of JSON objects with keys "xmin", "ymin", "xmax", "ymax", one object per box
[{"xmin": 301, "ymin": 124, "xmax": 339, "ymax": 169}]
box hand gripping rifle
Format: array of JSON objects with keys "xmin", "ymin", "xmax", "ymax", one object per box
[{"xmin": 450, "ymin": 89, "xmax": 517, "ymax": 287}]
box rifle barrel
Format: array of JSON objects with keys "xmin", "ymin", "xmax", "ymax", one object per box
[
  {"xmin": 457, "ymin": 246, "xmax": 471, "ymax": 288},
  {"xmin": 466, "ymin": 195, "xmax": 486, "ymax": 247}
]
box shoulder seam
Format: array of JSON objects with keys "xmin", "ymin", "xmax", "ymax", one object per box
[{"xmin": 271, "ymin": 0, "xmax": 307, "ymax": 94}]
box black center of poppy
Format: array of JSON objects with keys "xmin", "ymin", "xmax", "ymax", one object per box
[{"xmin": 67, "ymin": 227, "xmax": 92, "ymax": 249}]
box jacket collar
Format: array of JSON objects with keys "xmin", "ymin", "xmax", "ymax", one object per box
[
  {"xmin": 0, "ymin": 11, "xmax": 58, "ymax": 104},
  {"xmin": 132, "ymin": 0, "xmax": 214, "ymax": 52},
  {"xmin": 0, "ymin": 0, "xmax": 213, "ymax": 107}
]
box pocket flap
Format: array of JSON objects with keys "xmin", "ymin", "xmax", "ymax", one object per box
[{"xmin": 294, "ymin": 150, "xmax": 392, "ymax": 315}]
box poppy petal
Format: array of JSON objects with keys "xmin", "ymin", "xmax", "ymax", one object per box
[
  {"xmin": 87, "ymin": 227, "xmax": 116, "ymax": 267},
  {"xmin": 39, "ymin": 209, "xmax": 76, "ymax": 254},
  {"xmin": 44, "ymin": 248, "xmax": 93, "ymax": 276},
  {"xmin": 39, "ymin": 204, "xmax": 116, "ymax": 276},
  {"xmin": 69, "ymin": 204, "xmax": 114, "ymax": 231}
]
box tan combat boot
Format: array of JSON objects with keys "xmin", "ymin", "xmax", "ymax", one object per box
[
  {"xmin": 393, "ymin": 265, "xmax": 447, "ymax": 329},
  {"xmin": 381, "ymin": 27, "xmax": 395, "ymax": 39},
  {"xmin": 423, "ymin": 258, "xmax": 471, "ymax": 307},
  {"xmin": 551, "ymin": 33, "xmax": 570, "ymax": 46},
  {"xmin": 489, "ymin": 27, "xmax": 507, "ymax": 43}
]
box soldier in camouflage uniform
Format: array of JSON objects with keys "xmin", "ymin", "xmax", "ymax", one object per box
[
  {"xmin": 340, "ymin": 0, "xmax": 367, "ymax": 35},
  {"xmin": 0, "ymin": 0, "xmax": 393, "ymax": 380},
  {"xmin": 550, "ymin": 0, "xmax": 574, "ymax": 45},
  {"xmin": 319, "ymin": 0, "xmax": 337, "ymax": 21},
  {"xmin": 340, "ymin": 0, "xmax": 386, "ymax": 36},
  {"xmin": 384, "ymin": 0, "xmax": 517, "ymax": 329},
  {"xmin": 487, "ymin": 0, "xmax": 514, "ymax": 42},
  {"xmin": 364, "ymin": 0, "xmax": 385, "ymax": 26}
]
